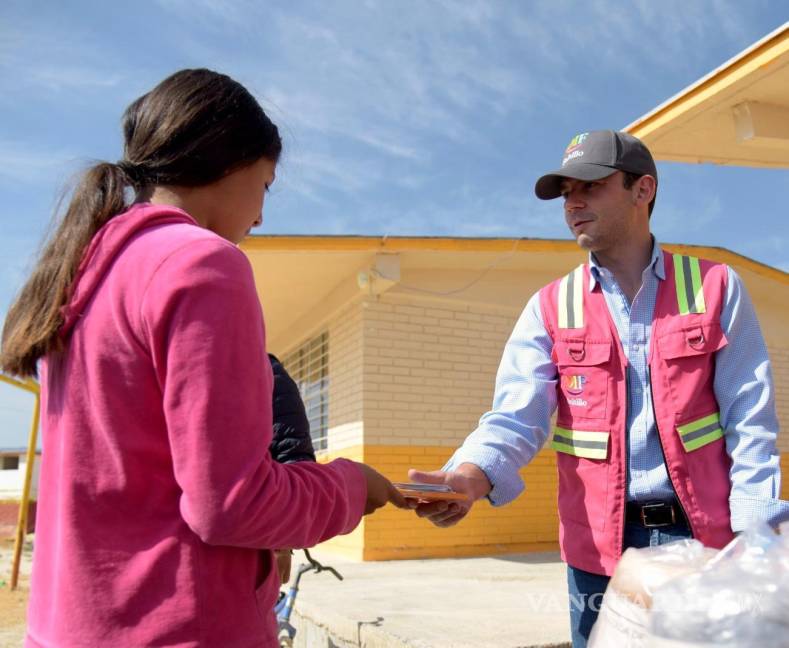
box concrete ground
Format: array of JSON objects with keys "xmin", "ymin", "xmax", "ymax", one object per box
[{"xmin": 287, "ymin": 549, "xmax": 572, "ymax": 648}]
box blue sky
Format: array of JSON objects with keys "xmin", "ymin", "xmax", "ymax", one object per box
[{"xmin": 0, "ymin": 1, "xmax": 787, "ymax": 443}]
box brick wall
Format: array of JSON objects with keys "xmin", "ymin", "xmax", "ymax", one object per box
[
  {"xmin": 326, "ymin": 301, "xmax": 364, "ymax": 452},
  {"xmin": 771, "ymin": 346, "xmax": 789, "ymax": 455},
  {"xmin": 362, "ymin": 293, "xmax": 515, "ymax": 447},
  {"xmin": 771, "ymin": 346, "xmax": 789, "ymax": 499}
]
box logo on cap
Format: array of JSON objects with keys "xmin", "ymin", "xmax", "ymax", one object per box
[
  {"xmin": 564, "ymin": 133, "xmax": 588, "ymax": 154},
  {"xmin": 562, "ymin": 132, "xmax": 588, "ymax": 166}
]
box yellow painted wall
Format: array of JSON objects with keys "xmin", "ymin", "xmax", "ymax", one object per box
[
  {"xmin": 318, "ymin": 444, "xmax": 560, "ymax": 561},
  {"xmin": 783, "ymin": 454, "xmax": 789, "ymax": 501},
  {"xmin": 315, "ymin": 444, "xmax": 367, "ymax": 560},
  {"xmin": 362, "ymin": 444, "xmax": 559, "ymax": 561}
]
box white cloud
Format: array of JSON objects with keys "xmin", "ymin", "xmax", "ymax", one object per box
[{"xmin": 0, "ymin": 19, "xmax": 129, "ymax": 96}]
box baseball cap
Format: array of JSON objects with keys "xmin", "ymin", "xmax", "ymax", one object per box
[{"xmin": 535, "ymin": 130, "xmax": 658, "ymax": 200}]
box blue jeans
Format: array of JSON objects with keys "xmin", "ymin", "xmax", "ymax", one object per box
[{"xmin": 566, "ymin": 521, "xmax": 692, "ymax": 648}]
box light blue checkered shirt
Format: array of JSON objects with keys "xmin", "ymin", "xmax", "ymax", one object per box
[{"xmin": 446, "ymin": 240, "xmax": 789, "ymax": 531}]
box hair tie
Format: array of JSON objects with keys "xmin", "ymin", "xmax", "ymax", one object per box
[{"xmin": 117, "ymin": 160, "xmax": 144, "ymax": 185}]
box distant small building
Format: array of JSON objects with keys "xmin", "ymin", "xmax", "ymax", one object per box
[
  {"xmin": 242, "ymin": 236, "xmax": 789, "ymax": 561},
  {"xmin": 0, "ymin": 448, "xmax": 40, "ymax": 535}
]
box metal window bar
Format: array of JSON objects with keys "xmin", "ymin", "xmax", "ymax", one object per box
[{"xmin": 281, "ymin": 332, "xmax": 329, "ymax": 451}]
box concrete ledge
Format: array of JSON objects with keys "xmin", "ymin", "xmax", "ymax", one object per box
[{"xmin": 285, "ymin": 550, "xmax": 572, "ymax": 648}]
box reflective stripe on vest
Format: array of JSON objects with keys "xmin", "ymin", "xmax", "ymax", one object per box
[
  {"xmin": 558, "ymin": 264, "xmax": 585, "ymax": 329},
  {"xmin": 672, "ymin": 254, "xmax": 707, "ymax": 315},
  {"xmin": 551, "ymin": 427, "xmax": 609, "ymax": 459},
  {"xmin": 677, "ymin": 412, "xmax": 723, "ymax": 452}
]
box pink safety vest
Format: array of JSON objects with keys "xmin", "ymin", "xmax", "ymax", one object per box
[{"xmin": 539, "ymin": 250, "xmax": 735, "ymax": 576}]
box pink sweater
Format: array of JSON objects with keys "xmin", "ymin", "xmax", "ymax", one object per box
[{"xmin": 26, "ymin": 204, "xmax": 366, "ymax": 647}]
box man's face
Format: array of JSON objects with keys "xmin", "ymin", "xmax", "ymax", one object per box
[{"xmin": 559, "ymin": 171, "xmax": 636, "ymax": 254}]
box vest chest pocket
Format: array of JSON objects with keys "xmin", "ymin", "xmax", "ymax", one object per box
[
  {"xmin": 657, "ymin": 323, "xmax": 727, "ymax": 359},
  {"xmin": 554, "ymin": 340, "xmax": 611, "ymax": 420},
  {"xmin": 656, "ymin": 322, "xmax": 727, "ymax": 421}
]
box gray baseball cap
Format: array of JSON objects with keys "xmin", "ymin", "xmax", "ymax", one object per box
[{"xmin": 535, "ymin": 130, "xmax": 658, "ymax": 200}]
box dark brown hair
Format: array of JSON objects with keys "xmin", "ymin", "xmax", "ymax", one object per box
[{"xmin": 1, "ymin": 68, "xmax": 281, "ymax": 378}]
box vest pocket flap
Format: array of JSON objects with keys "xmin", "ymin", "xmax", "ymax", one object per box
[
  {"xmin": 657, "ymin": 323, "xmax": 728, "ymax": 360},
  {"xmin": 551, "ymin": 427, "xmax": 609, "ymax": 459},
  {"xmin": 554, "ymin": 340, "xmax": 611, "ymax": 367}
]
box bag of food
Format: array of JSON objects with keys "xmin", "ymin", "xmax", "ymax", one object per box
[
  {"xmin": 647, "ymin": 523, "xmax": 789, "ymax": 647},
  {"xmin": 588, "ymin": 539, "xmax": 716, "ymax": 648}
]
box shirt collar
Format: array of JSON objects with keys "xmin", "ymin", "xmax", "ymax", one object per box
[{"xmin": 588, "ymin": 237, "xmax": 665, "ymax": 292}]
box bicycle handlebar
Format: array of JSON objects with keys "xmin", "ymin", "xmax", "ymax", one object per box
[{"xmin": 302, "ymin": 548, "xmax": 343, "ymax": 581}]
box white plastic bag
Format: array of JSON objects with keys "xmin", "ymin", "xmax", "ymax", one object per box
[
  {"xmin": 588, "ymin": 540, "xmax": 716, "ymax": 648},
  {"xmin": 648, "ymin": 523, "xmax": 789, "ymax": 647}
]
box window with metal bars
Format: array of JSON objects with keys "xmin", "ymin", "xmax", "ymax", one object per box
[{"xmin": 281, "ymin": 332, "xmax": 329, "ymax": 451}]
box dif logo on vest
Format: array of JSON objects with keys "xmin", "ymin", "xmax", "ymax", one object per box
[{"xmin": 562, "ymin": 374, "xmax": 588, "ymax": 407}]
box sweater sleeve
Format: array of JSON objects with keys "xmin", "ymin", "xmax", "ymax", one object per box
[{"xmin": 140, "ymin": 238, "xmax": 366, "ymax": 548}]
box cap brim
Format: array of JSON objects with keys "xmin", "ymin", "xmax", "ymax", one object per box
[{"xmin": 534, "ymin": 163, "xmax": 618, "ymax": 200}]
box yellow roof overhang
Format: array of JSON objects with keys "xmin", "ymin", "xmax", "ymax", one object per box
[
  {"xmin": 624, "ymin": 22, "xmax": 789, "ymax": 167},
  {"xmin": 240, "ymin": 236, "xmax": 787, "ymax": 351}
]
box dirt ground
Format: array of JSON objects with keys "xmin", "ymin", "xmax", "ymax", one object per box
[{"xmin": 0, "ymin": 537, "xmax": 31, "ymax": 648}]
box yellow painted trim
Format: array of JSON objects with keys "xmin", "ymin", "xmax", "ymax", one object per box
[
  {"xmin": 241, "ymin": 236, "xmax": 787, "ymax": 284},
  {"xmin": 363, "ymin": 541, "xmax": 560, "ymax": 561},
  {"xmin": 624, "ymin": 22, "xmax": 789, "ymax": 141},
  {"xmin": 0, "ymin": 374, "xmax": 40, "ymax": 395},
  {"xmin": 11, "ymin": 390, "xmax": 40, "ymax": 591},
  {"xmin": 640, "ymin": 153, "xmax": 789, "ymax": 169},
  {"xmin": 241, "ymin": 235, "xmax": 576, "ymax": 254}
]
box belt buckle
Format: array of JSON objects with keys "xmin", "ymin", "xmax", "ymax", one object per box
[{"xmin": 640, "ymin": 501, "xmax": 676, "ymax": 528}]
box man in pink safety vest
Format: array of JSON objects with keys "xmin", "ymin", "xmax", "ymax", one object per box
[{"xmin": 408, "ymin": 131, "xmax": 787, "ymax": 648}]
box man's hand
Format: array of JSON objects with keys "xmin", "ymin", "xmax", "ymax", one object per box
[
  {"xmin": 355, "ymin": 462, "xmax": 408, "ymax": 514},
  {"xmin": 407, "ymin": 463, "xmax": 492, "ymax": 527}
]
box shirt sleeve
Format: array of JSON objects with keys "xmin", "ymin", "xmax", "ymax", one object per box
[
  {"xmin": 717, "ymin": 266, "xmax": 789, "ymax": 531},
  {"xmin": 444, "ymin": 292, "xmax": 557, "ymax": 506},
  {"xmin": 141, "ymin": 238, "xmax": 366, "ymax": 549}
]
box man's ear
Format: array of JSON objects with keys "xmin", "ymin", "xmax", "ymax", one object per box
[{"xmin": 633, "ymin": 175, "xmax": 657, "ymax": 207}]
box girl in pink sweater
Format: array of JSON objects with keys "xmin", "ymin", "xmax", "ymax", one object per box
[{"xmin": 1, "ymin": 69, "xmax": 404, "ymax": 647}]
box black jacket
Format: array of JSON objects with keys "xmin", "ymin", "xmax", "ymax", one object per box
[{"xmin": 268, "ymin": 354, "xmax": 316, "ymax": 464}]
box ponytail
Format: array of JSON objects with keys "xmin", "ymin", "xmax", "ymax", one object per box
[{"xmin": 1, "ymin": 163, "xmax": 129, "ymax": 378}]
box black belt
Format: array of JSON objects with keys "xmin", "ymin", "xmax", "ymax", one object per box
[{"xmin": 625, "ymin": 498, "xmax": 688, "ymax": 528}]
